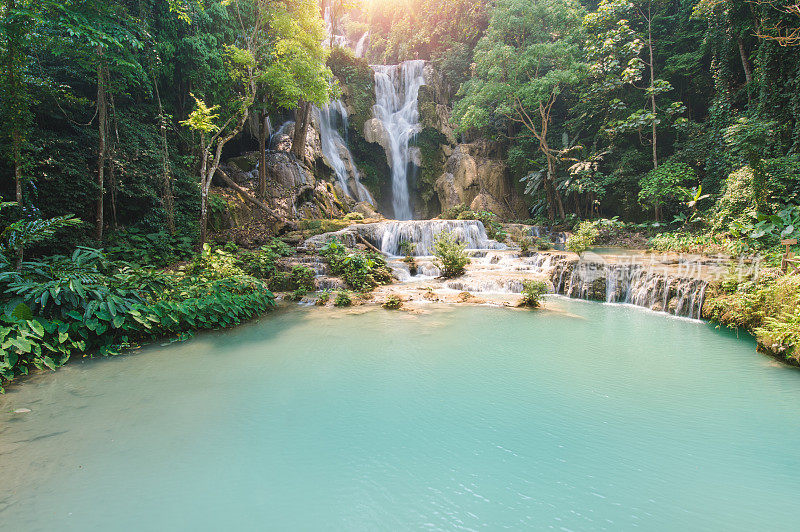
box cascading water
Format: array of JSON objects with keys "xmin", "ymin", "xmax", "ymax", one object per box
[
  {"xmin": 372, "ymin": 60, "xmax": 426, "ymax": 220},
  {"xmin": 315, "ymin": 101, "xmax": 373, "ymax": 203},
  {"xmin": 367, "ymin": 220, "xmax": 506, "ymax": 256},
  {"xmin": 354, "ymin": 32, "xmax": 368, "ymax": 58}
]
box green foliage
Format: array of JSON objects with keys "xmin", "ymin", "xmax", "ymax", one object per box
[
  {"xmin": 520, "ymin": 279, "xmax": 550, "ymax": 308},
  {"xmin": 344, "ymin": 212, "xmax": 364, "ymax": 221},
  {"xmin": 334, "ymin": 291, "xmax": 352, "ymax": 307},
  {"xmin": 0, "ymin": 202, "xmax": 83, "ymax": 264},
  {"xmin": 315, "ymin": 289, "xmax": 332, "ymax": 306},
  {"xmin": 327, "ymin": 47, "xmax": 374, "ymax": 131},
  {"xmin": 382, "ymin": 295, "xmax": 403, "ymax": 310},
  {"xmin": 285, "ymin": 288, "xmax": 308, "ymax": 301},
  {"xmin": 106, "ymin": 229, "xmax": 195, "ymax": 267},
  {"xmin": 0, "ymin": 245, "xmax": 276, "ymax": 391},
  {"xmin": 433, "ymin": 231, "xmax": 470, "ymax": 278},
  {"xmin": 566, "ymin": 221, "xmax": 599, "ymax": 254},
  {"xmin": 648, "ymin": 232, "xmax": 737, "ymax": 255},
  {"xmin": 321, "ymin": 238, "xmax": 392, "ymax": 291},
  {"xmin": 268, "ymin": 265, "xmax": 315, "ymax": 292},
  {"xmin": 398, "ymin": 240, "xmax": 417, "ymax": 257},
  {"xmin": 638, "ymin": 162, "xmax": 698, "ymax": 214},
  {"xmin": 439, "ymin": 203, "xmax": 468, "ymax": 220},
  {"xmin": 704, "ymin": 269, "xmax": 800, "ymax": 361}
]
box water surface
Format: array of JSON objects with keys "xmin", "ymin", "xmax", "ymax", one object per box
[{"xmin": 1, "ymin": 300, "xmax": 798, "ymax": 531}]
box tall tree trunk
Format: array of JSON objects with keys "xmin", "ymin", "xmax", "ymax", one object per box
[
  {"xmin": 258, "ymin": 108, "xmax": 268, "ymax": 198},
  {"xmin": 199, "ymin": 135, "xmax": 209, "ymax": 246},
  {"xmin": 547, "ymin": 154, "xmax": 566, "ymax": 220},
  {"xmin": 109, "ymin": 91, "xmax": 119, "ymax": 230},
  {"xmin": 291, "ymin": 100, "xmax": 311, "ymax": 161},
  {"xmin": 647, "ymin": 8, "xmax": 658, "ymax": 170},
  {"xmin": 737, "ymin": 37, "xmax": 752, "ymax": 103},
  {"xmin": 153, "ymin": 72, "xmax": 175, "ymax": 234},
  {"xmin": 96, "ymin": 53, "xmax": 107, "ymax": 240}
]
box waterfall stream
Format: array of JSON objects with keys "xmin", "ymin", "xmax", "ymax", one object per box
[
  {"xmin": 355, "ymin": 32, "xmax": 369, "ymax": 58},
  {"xmin": 315, "ymin": 101, "xmax": 373, "ymax": 203},
  {"xmin": 372, "ymin": 60, "xmax": 426, "ymax": 220}
]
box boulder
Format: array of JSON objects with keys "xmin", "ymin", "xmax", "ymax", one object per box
[
  {"xmin": 434, "ymin": 141, "xmax": 527, "ymax": 220},
  {"xmin": 266, "ymin": 152, "xmax": 315, "ymax": 189},
  {"xmin": 363, "ymin": 117, "xmax": 392, "ymax": 165}
]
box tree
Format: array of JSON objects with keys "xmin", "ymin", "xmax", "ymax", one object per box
[
  {"xmin": 584, "ymin": 0, "xmax": 686, "ymax": 171},
  {"xmin": 1, "ymin": 0, "xmax": 32, "ymax": 209},
  {"xmin": 454, "ymin": 0, "xmax": 586, "ymax": 220},
  {"xmin": 637, "ymin": 160, "xmax": 697, "ymax": 220}
]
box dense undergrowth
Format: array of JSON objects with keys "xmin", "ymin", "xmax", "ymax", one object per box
[{"xmin": 0, "ymin": 212, "xmax": 325, "ymax": 391}]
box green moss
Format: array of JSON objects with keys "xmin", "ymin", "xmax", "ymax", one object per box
[
  {"xmin": 412, "ymin": 128, "xmax": 448, "ymax": 211},
  {"xmin": 328, "ymin": 47, "xmax": 375, "ymax": 133}
]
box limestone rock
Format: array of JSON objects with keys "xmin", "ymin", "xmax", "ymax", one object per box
[
  {"xmin": 435, "ymin": 141, "xmax": 526, "ymax": 220},
  {"xmin": 363, "ymin": 117, "xmax": 392, "ymax": 165},
  {"xmin": 266, "ymin": 152, "xmax": 315, "ymax": 189}
]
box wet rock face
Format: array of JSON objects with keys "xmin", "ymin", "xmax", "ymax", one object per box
[
  {"xmin": 435, "ymin": 141, "xmax": 526, "ymax": 219},
  {"xmin": 266, "ymin": 152, "xmax": 316, "ymax": 189},
  {"xmin": 363, "ymin": 117, "xmax": 392, "ymax": 164}
]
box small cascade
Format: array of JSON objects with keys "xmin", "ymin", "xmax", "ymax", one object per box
[
  {"xmin": 372, "ymin": 60, "xmax": 426, "ymax": 220},
  {"xmin": 550, "ymin": 257, "xmax": 709, "ymax": 319},
  {"xmin": 360, "ymin": 220, "xmax": 507, "ymax": 256},
  {"xmin": 269, "ymin": 120, "xmax": 293, "ymax": 150},
  {"xmin": 315, "ymin": 100, "xmax": 373, "ymax": 203},
  {"xmin": 354, "ymin": 32, "xmax": 369, "ymax": 58}
]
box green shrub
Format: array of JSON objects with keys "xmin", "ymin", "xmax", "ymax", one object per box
[
  {"xmin": 106, "ymin": 228, "xmax": 196, "ymax": 267},
  {"xmin": 263, "ymin": 238, "xmax": 294, "ymax": 257},
  {"xmin": 566, "ymin": 221, "xmax": 599, "ymax": 255},
  {"xmin": 433, "ymin": 231, "xmax": 470, "ymax": 278},
  {"xmin": 714, "ymin": 166, "xmax": 758, "ymax": 231},
  {"xmin": 187, "ymin": 244, "xmax": 244, "ymax": 278},
  {"xmin": 638, "ymin": 161, "xmax": 697, "ymax": 219},
  {"xmin": 268, "ymin": 265, "xmax": 316, "ymax": 292},
  {"xmin": 382, "ymin": 295, "xmax": 403, "ymax": 310},
  {"xmin": 321, "ymin": 238, "xmax": 392, "ymax": 291},
  {"xmin": 439, "ymin": 203, "xmax": 468, "ymax": 219},
  {"xmin": 316, "ymin": 290, "xmax": 332, "ymax": 306},
  {"xmin": 344, "ymin": 212, "xmax": 364, "ymax": 221},
  {"xmin": 237, "ymin": 246, "xmax": 279, "ymax": 278},
  {"xmin": 0, "ymin": 251, "xmax": 276, "ymax": 391},
  {"xmin": 510, "ymin": 227, "xmax": 534, "ymax": 254},
  {"xmin": 704, "ymin": 268, "xmax": 800, "ymax": 361},
  {"xmin": 520, "ymin": 279, "xmax": 550, "ymax": 308},
  {"xmin": 286, "ymin": 288, "xmax": 308, "ymax": 301},
  {"xmin": 398, "ymin": 240, "xmax": 417, "ymax": 257},
  {"xmin": 334, "ymin": 291, "xmax": 352, "ymax": 307}
]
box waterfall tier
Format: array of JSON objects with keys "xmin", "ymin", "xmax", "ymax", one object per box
[
  {"xmin": 301, "ymin": 220, "xmax": 507, "ymax": 257},
  {"xmin": 371, "ymin": 60, "xmax": 426, "ymax": 220},
  {"xmin": 315, "ymin": 101, "xmax": 373, "ymax": 203}
]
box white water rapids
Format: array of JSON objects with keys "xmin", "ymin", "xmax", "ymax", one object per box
[{"xmin": 372, "ymin": 60, "xmax": 426, "ymax": 220}]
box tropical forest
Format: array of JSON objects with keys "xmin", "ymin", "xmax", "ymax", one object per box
[{"xmin": 2, "ymin": 0, "xmax": 800, "ymax": 529}]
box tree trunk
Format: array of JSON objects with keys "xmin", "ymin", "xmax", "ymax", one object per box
[
  {"xmin": 96, "ymin": 53, "xmax": 107, "ymax": 240},
  {"xmin": 647, "ymin": 9, "xmax": 658, "ymax": 170},
  {"xmin": 737, "ymin": 37, "xmax": 752, "ymax": 103},
  {"xmin": 258, "ymin": 109, "xmax": 268, "ymax": 198},
  {"xmin": 199, "ymin": 135, "xmax": 209, "ymax": 246},
  {"xmin": 109, "ymin": 91, "xmax": 119, "ymax": 230},
  {"xmin": 153, "ymin": 72, "xmax": 175, "ymax": 234},
  {"xmin": 291, "ymin": 100, "xmax": 311, "ymax": 161}
]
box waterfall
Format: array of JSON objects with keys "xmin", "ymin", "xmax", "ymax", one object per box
[
  {"xmin": 550, "ymin": 257, "xmax": 709, "ymax": 319},
  {"xmin": 372, "ymin": 60, "xmax": 426, "ymax": 220},
  {"xmin": 355, "ymin": 32, "xmax": 368, "ymax": 58},
  {"xmin": 315, "ymin": 100, "xmax": 374, "ymax": 203},
  {"xmin": 358, "ymin": 220, "xmax": 506, "ymax": 256}
]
